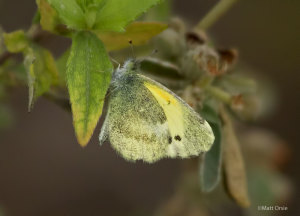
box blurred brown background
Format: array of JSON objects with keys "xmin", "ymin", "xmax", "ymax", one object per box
[{"xmin": 0, "ymin": 0, "xmax": 299, "ymax": 215}]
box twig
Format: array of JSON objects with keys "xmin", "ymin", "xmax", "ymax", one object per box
[{"xmin": 197, "ymin": 0, "xmax": 239, "ymax": 30}]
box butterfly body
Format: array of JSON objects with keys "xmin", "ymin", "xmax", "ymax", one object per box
[{"xmin": 100, "ymin": 59, "xmax": 214, "ymax": 163}]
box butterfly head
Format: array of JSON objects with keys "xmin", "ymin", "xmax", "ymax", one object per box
[
  {"xmin": 113, "ymin": 59, "xmax": 140, "ymax": 79},
  {"xmin": 122, "ymin": 58, "xmax": 140, "ymax": 72}
]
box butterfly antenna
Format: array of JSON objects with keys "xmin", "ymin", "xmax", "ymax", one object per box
[
  {"xmin": 139, "ymin": 48, "xmax": 158, "ymax": 63},
  {"xmin": 129, "ymin": 40, "xmax": 136, "ymax": 59}
]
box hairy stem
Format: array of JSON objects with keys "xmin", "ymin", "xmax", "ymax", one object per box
[{"xmin": 197, "ymin": 0, "xmax": 239, "ymax": 30}]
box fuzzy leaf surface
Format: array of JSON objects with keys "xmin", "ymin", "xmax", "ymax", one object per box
[{"xmin": 67, "ymin": 31, "xmax": 112, "ymax": 146}]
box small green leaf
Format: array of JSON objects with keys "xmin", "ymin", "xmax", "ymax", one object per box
[
  {"xmin": 47, "ymin": 0, "xmax": 86, "ymax": 29},
  {"xmin": 3, "ymin": 30, "xmax": 29, "ymax": 53},
  {"xmin": 67, "ymin": 31, "xmax": 112, "ymax": 146},
  {"xmin": 24, "ymin": 46, "xmax": 59, "ymax": 111},
  {"xmin": 199, "ymin": 105, "xmax": 222, "ymax": 192},
  {"xmin": 97, "ymin": 21, "xmax": 167, "ymax": 51},
  {"xmin": 76, "ymin": 0, "xmax": 109, "ymax": 29},
  {"xmin": 93, "ymin": 0, "xmax": 162, "ymax": 32},
  {"xmin": 32, "ymin": 10, "xmax": 41, "ymax": 24},
  {"xmin": 36, "ymin": 0, "xmax": 61, "ymax": 33}
]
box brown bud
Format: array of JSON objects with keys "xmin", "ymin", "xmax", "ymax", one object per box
[{"xmin": 218, "ymin": 48, "xmax": 238, "ymax": 66}]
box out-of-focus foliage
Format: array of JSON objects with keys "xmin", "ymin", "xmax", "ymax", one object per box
[
  {"xmin": 3, "ymin": 29, "xmax": 58, "ymax": 110},
  {"xmin": 3, "ymin": 30, "xmax": 29, "ymax": 53},
  {"xmin": 36, "ymin": 0, "xmax": 64, "ymax": 35},
  {"xmin": 221, "ymin": 108, "xmax": 250, "ymax": 207},
  {"xmin": 24, "ymin": 45, "xmax": 58, "ymax": 110},
  {"xmin": 98, "ymin": 22, "xmax": 168, "ymax": 51}
]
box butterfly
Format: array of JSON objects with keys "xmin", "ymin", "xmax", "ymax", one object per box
[{"xmin": 99, "ymin": 59, "xmax": 214, "ymax": 163}]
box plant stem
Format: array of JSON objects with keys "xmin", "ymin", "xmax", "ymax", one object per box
[
  {"xmin": 197, "ymin": 0, "xmax": 239, "ymax": 30},
  {"xmin": 205, "ymin": 85, "xmax": 232, "ymax": 104}
]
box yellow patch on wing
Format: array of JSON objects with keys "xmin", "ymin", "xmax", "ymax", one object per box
[
  {"xmin": 144, "ymin": 82, "xmax": 184, "ymax": 154},
  {"xmin": 145, "ymin": 83, "xmax": 177, "ymax": 106}
]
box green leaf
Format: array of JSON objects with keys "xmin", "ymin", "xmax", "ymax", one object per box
[
  {"xmin": 200, "ymin": 105, "xmax": 220, "ymax": 124},
  {"xmin": 97, "ymin": 21, "xmax": 167, "ymax": 51},
  {"xmin": 3, "ymin": 30, "xmax": 29, "ymax": 53},
  {"xmin": 47, "ymin": 0, "xmax": 86, "ymax": 29},
  {"xmin": 67, "ymin": 31, "xmax": 112, "ymax": 146},
  {"xmin": 24, "ymin": 46, "xmax": 59, "ymax": 111},
  {"xmin": 93, "ymin": 0, "xmax": 162, "ymax": 32},
  {"xmin": 36, "ymin": 0, "xmax": 61, "ymax": 33},
  {"xmin": 199, "ymin": 105, "xmax": 222, "ymax": 192}
]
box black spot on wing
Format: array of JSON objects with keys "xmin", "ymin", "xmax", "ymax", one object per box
[
  {"xmin": 168, "ymin": 136, "xmax": 172, "ymax": 144},
  {"xmin": 174, "ymin": 135, "xmax": 181, "ymax": 141}
]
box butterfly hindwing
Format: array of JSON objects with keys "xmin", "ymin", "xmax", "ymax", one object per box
[{"xmin": 142, "ymin": 75, "xmax": 214, "ymax": 158}]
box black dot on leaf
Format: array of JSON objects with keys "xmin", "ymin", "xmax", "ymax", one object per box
[{"xmin": 168, "ymin": 137, "xmax": 172, "ymax": 144}]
